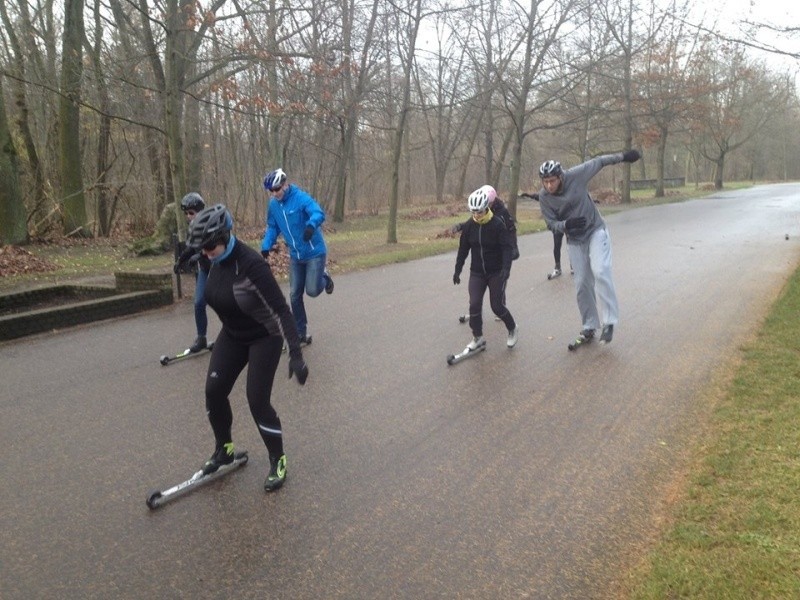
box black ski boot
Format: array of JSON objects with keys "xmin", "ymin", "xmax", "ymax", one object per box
[
  {"xmin": 202, "ymin": 442, "xmax": 235, "ymax": 475},
  {"xmin": 264, "ymin": 454, "xmax": 287, "ymax": 492},
  {"xmin": 568, "ymin": 329, "xmax": 595, "ymax": 351},
  {"xmin": 189, "ymin": 335, "xmax": 207, "ymax": 353},
  {"xmin": 599, "ymin": 324, "xmax": 614, "ymax": 344}
]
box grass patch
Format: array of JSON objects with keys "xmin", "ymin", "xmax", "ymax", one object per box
[
  {"xmin": 0, "ymin": 181, "xmax": 756, "ymax": 291},
  {"xmin": 628, "ymin": 267, "xmax": 800, "ymax": 599}
]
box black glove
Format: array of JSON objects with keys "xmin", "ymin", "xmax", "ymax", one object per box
[
  {"xmin": 261, "ymin": 249, "xmax": 270, "ymax": 259},
  {"xmin": 622, "ymin": 149, "xmax": 641, "ymax": 163},
  {"xmin": 565, "ymin": 217, "xmax": 586, "ymax": 235},
  {"xmin": 288, "ymin": 355, "xmax": 308, "ymax": 385},
  {"xmin": 453, "ymin": 273, "xmax": 461, "ymax": 285},
  {"xmin": 512, "ymin": 247, "xmax": 520, "ymax": 261},
  {"xmin": 173, "ymin": 247, "xmax": 196, "ymax": 273},
  {"xmin": 520, "ymin": 192, "xmax": 539, "ymax": 201},
  {"xmin": 303, "ymin": 226, "xmax": 314, "ymax": 242},
  {"xmin": 498, "ymin": 268, "xmax": 509, "ymax": 282},
  {"xmin": 187, "ymin": 253, "xmax": 200, "ymax": 267}
]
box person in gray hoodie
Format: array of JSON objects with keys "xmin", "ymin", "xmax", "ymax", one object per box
[{"xmin": 537, "ymin": 150, "xmax": 641, "ymax": 347}]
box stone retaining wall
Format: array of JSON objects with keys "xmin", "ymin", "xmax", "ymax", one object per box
[{"xmin": 0, "ymin": 272, "xmax": 174, "ymax": 342}]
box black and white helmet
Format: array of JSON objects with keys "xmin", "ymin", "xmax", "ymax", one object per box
[
  {"xmin": 180, "ymin": 192, "xmax": 206, "ymax": 213},
  {"xmin": 539, "ymin": 160, "xmax": 563, "ymax": 179},
  {"xmin": 467, "ymin": 186, "xmax": 493, "ymax": 212},
  {"xmin": 187, "ymin": 204, "xmax": 233, "ymax": 250}
]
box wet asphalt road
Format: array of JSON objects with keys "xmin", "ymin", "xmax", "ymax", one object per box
[{"xmin": 2, "ymin": 184, "xmax": 799, "ymax": 599}]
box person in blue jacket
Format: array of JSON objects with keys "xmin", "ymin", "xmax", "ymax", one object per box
[{"xmin": 260, "ymin": 168, "xmax": 334, "ymax": 344}]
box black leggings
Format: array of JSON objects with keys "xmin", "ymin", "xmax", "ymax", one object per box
[
  {"xmin": 553, "ymin": 231, "xmax": 564, "ymax": 267},
  {"xmin": 467, "ymin": 271, "xmax": 515, "ymax": 337},
  {"xmin": 205, "ymin": 329, "xmax": 284, "ymax": 458}
]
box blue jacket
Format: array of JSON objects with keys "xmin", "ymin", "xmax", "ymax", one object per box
[{"xmin": 261, "ymin": 184, "xmax": 327, "ymax": 260}]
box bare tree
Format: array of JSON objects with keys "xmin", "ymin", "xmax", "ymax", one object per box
[
  {"xmin": 596, "ymin": 0, "xmax": 658, "ymax": 203},
  {"xmin": 636, "ymin": 0, "xmax": 698, "ymax": 196},
  {"xmin": 413, "ymin": 8, "xmax": 478, "ymax": 204},
  {"xmin": 386, "ymin": 0, "xmax": 424, "ymax": 244},
  {"xmin": 331, "ymin": 0, "xmax": 381, "ymax": 222},
  {"xmin": 499, "ymin": 0, "xmax": 577, "ymax": 217},
  {"xmin": 691, "ymin": 42, "xmax": 792, "ymax": 189},
  {"xmin": 59, "ymin": 0, "xmax": 89, "ymax": 236},
  {"xmin": 0, "ymin": 0, "xmax": 48, "ymax": 225},
  {"xmin": 0, "ymin": 74, "xmax": 26, "ymax": 244}
]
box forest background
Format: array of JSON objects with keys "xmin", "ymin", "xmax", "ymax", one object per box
[{"xmin": 0, "ymin": 0, "xmax": 798, "ymax": 249}]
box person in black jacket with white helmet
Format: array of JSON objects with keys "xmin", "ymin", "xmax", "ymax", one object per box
[
  {"xmin": 453, "ymin": 186, "xmax": 519, "ymax": 352},
  {"xmin": 187, "ymin": 203, "xmax": 308, "ymax": 493}
]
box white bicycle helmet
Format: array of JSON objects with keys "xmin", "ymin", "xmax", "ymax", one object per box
[{"xmin": 467, "ymin": 186, "xmax": 493, "ymax": 212}]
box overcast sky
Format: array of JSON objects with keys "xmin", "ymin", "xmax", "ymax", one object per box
[{"xmin": 701, "ymin": 0, "xmax": 799, "ymax": 73}]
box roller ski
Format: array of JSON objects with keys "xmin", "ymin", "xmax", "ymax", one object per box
[
  {"xmin": 458, "ymin": 314, "xmax": 501, "ymax": 323},
  {"xmin": 568, "ymin": 329, "xmax": 595, "ymax": 351},
  {"xmin": 146, "ymin": 444, "xmax": 248, "ymax": 509},
  {"xmin": 447, "ymin": 336, "xmax": 486, "ymax": 365},
  {"xmin": 159, "ymin": 338, "xmax": 214, "ymax": 366}
]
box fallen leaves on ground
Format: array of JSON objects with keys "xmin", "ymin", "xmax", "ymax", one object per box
[{"xmin": 0, "ymin": 245, "xmax": 61, "ymax": 277}]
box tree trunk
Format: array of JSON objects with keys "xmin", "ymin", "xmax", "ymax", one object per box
[
  {"xmin": 0, "ymin": 76, "xmax": 27, "ymax": 245},
  {"xmin": 0, "ymin": 0, "xmax": 47, "ymax": 222},
  {"xmin": 655, "ymin": 127, "xmax": 668, "ymax": 198},
  {"xmin": 59, "ymin": 0, "xmax": 89, "ymax": 236},
  {"xmin": 386, "ymin": 0, "xmax": 422, "ymax": 244},
  {"xmin": 184, "ymin": 61, "xmax": 202, "ymax": 192},
  {"xmin": 90, "ymin": 0, "xmax": 113, "ymax": 236},
  {"xmin": 715, "ymin": 153, "xmax": 725, "ymax": 189}
]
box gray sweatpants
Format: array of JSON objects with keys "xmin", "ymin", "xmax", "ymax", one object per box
[{"xmin": 567, "ymin": 226, "xmax": 619, "ymax": 331}]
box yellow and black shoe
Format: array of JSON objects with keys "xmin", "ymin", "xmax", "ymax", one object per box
[
  {"xmin": 202, "ymin": 442, "xmax": 235, "ymax": 476},
  {"xmin": 264, "ymin": 454, "xmax": 287, "ymax": 492}
]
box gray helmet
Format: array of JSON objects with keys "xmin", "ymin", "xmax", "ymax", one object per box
[
  {"xmin": 187, "ymin": 204, "xmax": 232, "ymax": 250},
  {"xmin": 180, "ymin": 192, "xmax": 206, "ymax": 213},
  {"xmin": 539, "ymin": 160, "xmax": 563, "ymax": 179}
]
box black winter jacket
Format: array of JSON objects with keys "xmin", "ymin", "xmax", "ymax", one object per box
[{"xmin": 454, "ymin": 215, "xmax": 513, "ymax": 277}]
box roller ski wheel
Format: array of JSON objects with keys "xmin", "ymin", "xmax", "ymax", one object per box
[
  {"xmin": 159, "ymin": 342, "xmax": 214, "ymax": 366},
  {"xmin": 447, "ymin": 338, "xmax": 487, "ymax": 366},
  {"xmin": 145, "ymin": 451, "xmax": 248, "ymax": 510},
  {"xmin": 458, "ymin": 315, "xmax": 467, "ymax": 323},
  {"xmin": 568, "ymin": 329, "xmax": 595, "ymax": 351}
]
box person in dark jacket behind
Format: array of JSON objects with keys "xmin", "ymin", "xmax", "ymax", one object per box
[
  {"xmin": 173, "ymin": 192, "xmax": 212, "ymax": 353},
  {"xmin": 519, "ymin": 190, "xmax": 572, "ymax": 280},
  {"xmin": 453, "ymin": 186, "xmax": 519, "ymax": 352},
  {"xmin": 188, "ymin": 203, "xmax": 308, "ymax": 493}
]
